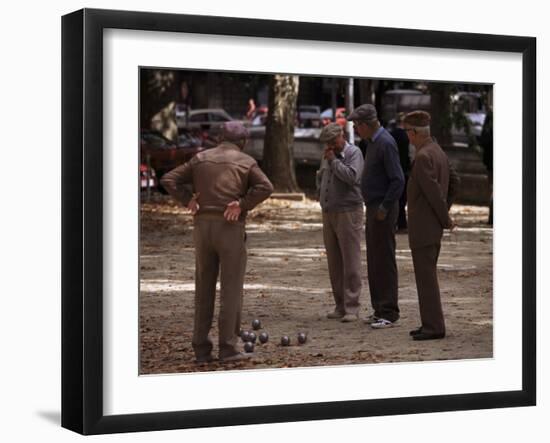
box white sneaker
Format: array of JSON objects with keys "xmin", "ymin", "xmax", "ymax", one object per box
[
  {"xmin": 363, "ymin": 314, "xmax": 379, "ymax": 325},
  {"xmin": 370, "ymin": 318, "xmax": 398, "ymax": 329}
]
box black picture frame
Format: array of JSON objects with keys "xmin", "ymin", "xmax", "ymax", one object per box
[{"xmin": 61, "ymin": 8, "xmax": 536, "ymax": 435}]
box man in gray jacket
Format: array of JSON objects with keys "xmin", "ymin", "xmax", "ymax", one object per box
[{"xmin": 317, "ymin": 123, "xmax": 365, "ymax": 322}]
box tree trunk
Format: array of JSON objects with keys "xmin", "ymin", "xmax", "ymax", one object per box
[
  {"xmin": 263, "ymin": 74, "xmax": 300, "ymax": 192},
  {"xmin": 358, "ymin": 79, "xmax": 374, "ymax": 105},
  {"xmin": 140, "ymin": 69, "xmax": 178, "ymax": 141},
  {"xmin": 429, "ymin": 83, "xmax": 453, "ymax": 147}
]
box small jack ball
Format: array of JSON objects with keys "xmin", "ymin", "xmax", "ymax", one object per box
[
  {"xmin": 297, "ymin": 332, "xmax": 307, "ymax": 344},
  {"xmin": 259, "ymin": 332, "xmax": 269, "ymax": 344},
  {"xmin": 244, "ymin": 341, "xmax": 254, "ymax": 353},
  {"xmin": 241, "ymin": 330, "xmax": 251, "ymax": 342},
  {"xmin": 281, "ymin": 335, "xmax": 291, "ymax": 346},
  {"xmin": 252, "ymin": 319, "xmax": 262, "ymax": 330},
  {"xmin": 248, "ymin": 332, "xmax": 257, "ymax": 343}
]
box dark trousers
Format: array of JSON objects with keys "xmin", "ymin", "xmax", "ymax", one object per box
[
  {"xmin": 365, "ymin": 202, "xmax": 400, "ymax": 322},
  {"xmin": 411, "ymin": 243, "xmax": 446, "ymax": 335},
  {"xmin": 397, "ymin": 175, "xmax": 409, "ymax": 230},
  {"xmin": 192, "ymin": 215, "xmax": 247, "ymax": 359}
]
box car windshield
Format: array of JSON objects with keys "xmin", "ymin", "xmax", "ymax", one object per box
[
  {"xmin": 142, "ymin": 133, "xmax": 170, "ymax": 148},
  {"xmin": 209, "ymin": 112, "xmax": 231, "ymax": 122},
  {"xmin": 299, "ymin": 106, "xmax": 319, "ymax": 113},
  {"xmin": 189, "ymin": 113, "xmax": 206, "ymax": 122}
]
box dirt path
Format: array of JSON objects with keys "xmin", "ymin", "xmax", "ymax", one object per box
[{"xmin": 139, "ymin": 196, "xmax": 492, "ymax": 374}]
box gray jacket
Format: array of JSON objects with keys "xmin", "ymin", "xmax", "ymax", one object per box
[{"xmin": 317, "ymin": 142, "xmax": 364, "ymax": 212}]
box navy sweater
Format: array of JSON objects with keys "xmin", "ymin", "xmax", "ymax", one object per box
[{"xmin": 360, "ymin": 127, "xmax": 405, "ymax": 209}]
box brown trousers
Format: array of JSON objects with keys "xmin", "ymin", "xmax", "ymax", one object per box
[
  {"xmin": 322, "ymin": 207, "xmax": 363, "ymax": 315},
  {"xmin": 192, "ymin": 215, "xmax": 247, "ymax": 359},
  {"xmin": 365, "ymin": 202, "xmax": 400, "ymax": 322},
  {"xmin": 411, "ymin": 244, "xmax": 446, "ymax": 335}
]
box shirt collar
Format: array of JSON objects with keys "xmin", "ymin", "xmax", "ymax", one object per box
[
  {"xmin": 219, "ymin": 141, "xmax": 242, "ymax": 151},
  {"xmin": 370, "ymin": 126, "xmax": 384, "ymax": 142},
  {"xmin": 416, "ymin": 136, "xmax": 433, "ymax": 151},
  {"xmin": 336, "ymin": 141, "xmax": 353, "ymax": 159}
]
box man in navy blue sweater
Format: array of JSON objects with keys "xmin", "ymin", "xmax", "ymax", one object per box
[{"xmin": 348, "ymin": 104, "xmax": 405, "ymax": 329}]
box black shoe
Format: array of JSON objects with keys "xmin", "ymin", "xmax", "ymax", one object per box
[
  {"xmin": 409, "ymin": 327, "xmax": 423, "ymax": 336},
  {"xmin": 412, "ymin": 331, "xmax": 445, "ymax": 341}
]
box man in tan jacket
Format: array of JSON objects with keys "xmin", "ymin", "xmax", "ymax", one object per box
[
  {"xmin": 404, "ymin": 111, "xmax": 459, "ymax": 340},
  {"xmin": 161, "ymin": 122, "xmax": 273, "ymax": 362}
]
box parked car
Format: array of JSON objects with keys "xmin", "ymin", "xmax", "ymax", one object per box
[
  {"xmin": 297, "ymin": 105, "xmax": 321, "ymax": 128},
  {"xmin": 140, "ymin": 163, "xmax": 157, "ymax": 190},
  {"xmin": 175, "ymin": 107, "xmax": 234, "ymax": 131},
  {"xmin": 380, "ymin": 89, "xmax": 431, "ymax": 124},
  {"xmin": 452, "ymin": 91, "xmax": 487, "ymax": 138},
  {"xmin": 140, "ymin": 129, "xmax": 204, "ymax": 181},
  {"xmin": 244, "ymin": 126, "xmax": 324, "ymax": 167},
  {"xmin": 321, "ymin": 107, "xmax": 347, "ymax": 128}
]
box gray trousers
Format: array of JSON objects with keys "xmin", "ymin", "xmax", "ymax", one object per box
[
  {"xmin": 411, "ymin": 244, "xmax": 446, "ymax": 335},
  {"xmin": 192, "ymin": 215, "xmax": 247, "ymax": 359},
  {"xmin": 322, "ymin": 207, "xmax": 363, "ymax": 315},
  {"xmin": 365, "ymin": 202, "xmax": 400, "ymax": 322}
]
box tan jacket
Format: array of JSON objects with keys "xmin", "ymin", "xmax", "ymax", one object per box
[
  {"xmin": 407, "ymin": 138, "xmax": 460, "ymax": 249},
  {"xmin": 160, "ymin": 142, "xmax": 274, "ymax": 220}
]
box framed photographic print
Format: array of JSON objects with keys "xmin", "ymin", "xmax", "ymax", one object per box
[{"xmin": 62, "ymin": 8, "xmax": 536, "ymax": 435}]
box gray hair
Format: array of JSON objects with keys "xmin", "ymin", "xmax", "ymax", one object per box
[
  {"xmin": 320, "ymin": 122, "xmax": 344, "ymax": 143},
  {"xmin": 231, "ymin": 137, "xmax": 248, "ymax": 150},
  {"xmin": 413, "ymin": 125, "xmax": 431, "ymax": 136}
]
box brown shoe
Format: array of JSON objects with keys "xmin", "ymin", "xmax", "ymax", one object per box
[
  {"xmin": 219, "ymin": 352, "xmax": 252, "ymax": 362},
  {"xmin": 327, "ymin": 311, "xmax": 345, "ymax": 319},
  {"xmin": 341, "ymin": 313, "xmax": 359, "ymax": 323}
]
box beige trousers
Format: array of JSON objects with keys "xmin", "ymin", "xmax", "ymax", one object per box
[
  {"xmin": 322, "ymin": 207, "xmax": 364, "ymax": 315},
  {"xmin": 192, "ymin": 215, "xmax": 247, "ymax": 359}
]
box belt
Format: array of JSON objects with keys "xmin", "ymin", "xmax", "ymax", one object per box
[
  {"xmin": 195, "ymin": 206, "xmax": 246, "ymax": 224},
  {"xmin": 198, "ymin": 205, "xmax": 226, "ymax": 213}
]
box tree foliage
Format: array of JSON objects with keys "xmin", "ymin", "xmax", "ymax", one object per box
[{"xmin": 140, "ymin": 69, "xmax": 179, "ymax": 141}]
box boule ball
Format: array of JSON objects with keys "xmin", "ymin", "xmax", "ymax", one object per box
[
  {"xmin": 259, "ymin": 332, "xmax": 269, "ymax": 344},
  {"xmin": 252, "ymin": 319, "xmax": 262, "ymax": 330}
]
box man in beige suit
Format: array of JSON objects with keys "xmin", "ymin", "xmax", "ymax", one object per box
[
  {"xmin": 404, "ymin": 111, "xmax": 459, "ymax": 340},
  {"xmin": 161, "ymin": 122, "xmax": 274, "ymax": 362}
]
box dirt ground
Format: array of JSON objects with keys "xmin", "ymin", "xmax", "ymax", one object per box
[{"xmin": 139, "ymin": 195, "xmax": 493, "ymax": 374}]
